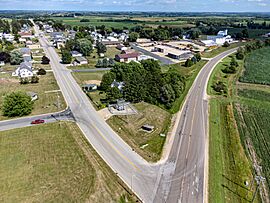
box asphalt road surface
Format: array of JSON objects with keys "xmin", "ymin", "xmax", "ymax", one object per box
[
  {"xmin": 0, "ymin": 108, "xmax": 75, "ymax": 132},
  {"xmin": 8, "ymin": 21, "xmax": 237, "ymax": 203}
]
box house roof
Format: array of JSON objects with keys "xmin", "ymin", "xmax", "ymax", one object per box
[
  {"xmin": 75, "ymin": 56, "xmax": 87, "ymax": 63},
  {"xmin": 20, "ymin": 48, "xmax": 31, "ymax": 55},
  {"xmin": 115, "ymin": 52, "xmax": 140, "ymax": 59},
  {"xmin": 19, "ymin": 62, "xmax": 32, "ymax": 71},
  {"xmin": 71, "ymin": 51, "xmax": 82, "ymax": 55}
]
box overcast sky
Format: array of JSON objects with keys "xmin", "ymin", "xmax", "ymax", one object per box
[{"xmin": 0, "ymin": 0, "xmax": 270, "ymax": 12}]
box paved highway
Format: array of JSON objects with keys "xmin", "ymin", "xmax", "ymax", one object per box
[
  {"xmin": 8, "ymin": 21, "xmax": 237, "ymax": 203},
  {"xmin": 0, "ymin": 108, "xmax": 75, "ymax": 132}
]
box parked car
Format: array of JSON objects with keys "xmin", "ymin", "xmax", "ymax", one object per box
[{"xmin": 31, "ymin": 119, "xmax": 45, "ymax": 124}]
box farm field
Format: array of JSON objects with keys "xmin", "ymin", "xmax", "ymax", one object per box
[
  {"xmin": 52, "ymin": 16, "xmax": 194, "ymax": 29},
  {"xmin": 0, "ymin": 72, "xmax": 66, "ymax": 120},
  {"xmin": 0, "ymin": 122, "xmax": 135, "ymax": 202},
  {"xmin": 107, "ymin": 102, "xmax": 171, "ymax": 162},
  {"xmin": 208, "ymin": 53, "xmax": 260, "ymax": 203},
  {"xmin": 234, "ymin": 99, "xmax": 270, "ymax": 196},
  {"xmin": 239, "ymin": 46, "xmax": 270, "ymax": 85}
]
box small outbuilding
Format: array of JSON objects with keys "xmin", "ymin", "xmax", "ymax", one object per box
[
  {"xmin": 142, "ymin": 124, "xmax": 154, "ymax": 132},
  {"xmin": 82, "ymin": 84, "xmax": 97, "ymax": 92}
]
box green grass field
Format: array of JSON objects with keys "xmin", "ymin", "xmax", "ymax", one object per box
[
  {"xmin": 202, "ymin": 42, "xmax": 243, "ymax": 58},
  {"xmin": 0, "ymin": 72, "xmax": 66, "ymax": 120},
  {"xmin": 107, "ymin": 102, "xmax": 171, "ymax": 162},
  {"xmin": 52, "ymin": 16, "xmax": 194, "ymax": 29},
  {"xmin": 0, "ymin": 122, "xmax": 135, "ymax": 202},
  {"xmin": 72, "ymin": 71, "xmax": 107, "ymax": 85},
  {"xmin": 239, "ymin": 46, "xmax": 270, "ymax": 85}
]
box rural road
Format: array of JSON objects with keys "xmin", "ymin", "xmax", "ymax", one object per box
[
  {"xmin": 4, "ymin": 21, "xmax": 238, "ymax": 203},
  {"xmin": 0, "ymin": 108, "xmax": 75, "ymax": 132}
]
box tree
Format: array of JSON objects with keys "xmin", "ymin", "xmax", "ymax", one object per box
[
  {"xmin": 61, "ymin": 49, "xmax": 72, "ymax": 64},
  {"xmin": 106, "ymin": 87, "xmax": 122, "ymax": 103},
  {"xmin": 0, "ymin": 52, "xmax": 10, "ymax": 63},
  {"xmin": 102, "ymin": 58, "xmax": 108, "ymax": 68},
  {"xmin": 2, "ymin": 91, "xmax": 33, "ymax": 117},
  {"xmin": 160, "ymin": 84, "xmax": 176, "ymax": 108},
  {"xmin": 128, "ymin": 32, "xmax": 139, "ymax": 42},
  {"xmin": 212, "ymin": 81, "xmax": 226, "ymax": 94},
  {"xmin": 108, "ymin": 58, "xmax": 115, "ymax": 67},
  {"xmin": 31, "ymin": 75, "xmax": 39, "ymax": 83},
  {"xmin": 37, "ymin": 68, "xmax": 47, "ymax": 75},
  {"xmin": 20, "ymin": 77, "xmax": 30, "ymax": 84},
  {"xmin": 95, "ymin": 59, "xmax": 103, "ymax": 68},
  {"xmin": 100, "ymin": 72, "xmax": 116, "ymax": 91},
  {"xmin": 96, "ymin": 42, "xmax": 107, "ymax": 54},
  {"xmin": 223, "ymin": 41, "xmax": 230, "ymax": 47},
  {"xmin": 74, "ymin": 38, "xmax": 93, "ymax": 56},
  {"xmin": 236, "ymin": 47, "xmax": 245, "ymax": 60},
  {"xmin": 230, "ymin": 56, "xmax": 238, "ymax": 67},
  {"xmin": 194, "ymin": 53, "xmax": 201, "ymax": 62},
  {"xmin": 185, "ymin": 58, "xmax": 194, "ymax": 67},
  {"xmin": 41, "ymin": 56, "xmax": 50, "ymax": 64},
  {"xmin": 10, "ymin": 50, "xmax": 23, "ymax": 65}
]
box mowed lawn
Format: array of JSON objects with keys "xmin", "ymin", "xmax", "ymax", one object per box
[
  {"xmin": 107, "ymin": 102, "xmax": 171, "ymax": 162},
  {"xmin": 240, "ymin": 46, "xmax": 270, "ymax": 85},
  {"xmin": 0, "ymin": 122, "xmax": 135, "ymax": 202},
  {"xmin": 0, "ymin": 72, "xmax": 65, "ymax": 120}
]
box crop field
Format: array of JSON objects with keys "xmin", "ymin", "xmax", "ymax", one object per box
[
  {"xmin": 52, "ymin": 16, "xmax": 194, "ymax": 29},
  {"xmin": 239, "ymin": 47, "xmax": 270, "ymax": 85},
  {"xmin": 0, "ymin": 122, "xmax": 135, "ymax": 202},
  {"xmin": 234, "ymin": 101, "xmax": 270, "ymax": 193},
  {"xmin": 238, "ymin": 88, "xmax": 270, "ymax": 103}
]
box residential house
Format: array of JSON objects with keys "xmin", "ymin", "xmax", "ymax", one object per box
[
  {"xmin": 27, "ymin": 44, "xmax": 41, "ymax": 49},
  {"xmin": 116, "ymin": 44, "xmax": 128, "ymax": 51},
  {"xmin": 19, "ymin": 32, "xmax": 34, "ymax": 39},
  {"xmin": 74, "ymin": 56, "xmax": 88, "ymax": 65},
  {"xmin": 12, "ymin": 62, "xmax": 34, "ymax": 78},
  {"xmin": 111, "ymin": 80, "xmax": 125, "ymax": 91},
  {"xmin": 71, "ymin": 51, "xmax": 83, "ymax": 57},
  {"xmin": 115, "ymin": 52, "xmax": 140, "ymax": 63}
]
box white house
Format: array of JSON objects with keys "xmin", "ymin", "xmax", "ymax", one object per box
[
  {"xmin": 74, "ymin": 56, "xmax": 88, "ymax": 65},
  {"xmin": 12, "ymin": 62, "xmax": 34, "ymax": 78},
  {"xmin": 111, "ymin": 80, "xmax": 125, "ymax": 91},
  {"xmin": 71, "ymin": 51, "xmax": 83, "ymax": 57}
]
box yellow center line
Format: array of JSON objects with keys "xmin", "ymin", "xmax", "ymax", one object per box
[{"xmin": 90, "ymin": 120, "xmax": 142, "ymax": 172}]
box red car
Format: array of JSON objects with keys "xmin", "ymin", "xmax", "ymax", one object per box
[{"xmin": 31, "ymin": 119, "xmax": 45, "ymax": 124}]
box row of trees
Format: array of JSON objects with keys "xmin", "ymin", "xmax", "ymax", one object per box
[
  {"xmin": 100, "ymin": 59, "xmax": 186, "ymax": 108},
  {"xmin": 96, "ymin": 58, "xmax": 115, "ymax": 68},
  {"xmin": 185, "ymin": 53, "xmax": 201, "ymax": 67},
  {"xmin": 236, "ymin": 39, "xmax": 270, "ymax": 60}
]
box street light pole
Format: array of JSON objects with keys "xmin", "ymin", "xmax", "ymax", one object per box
[{"xmin": 251, "ymin": 176, "xmax": 265, "ymax": 203}]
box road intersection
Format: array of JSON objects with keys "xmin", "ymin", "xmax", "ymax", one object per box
[{"xmin": 0, "ymin": 22, "xmax": 238, "ymax": 203}]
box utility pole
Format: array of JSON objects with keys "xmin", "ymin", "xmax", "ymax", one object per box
[{"xmin": 251, "ymin": 176, "xmax": 265, "ymax": 203}]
